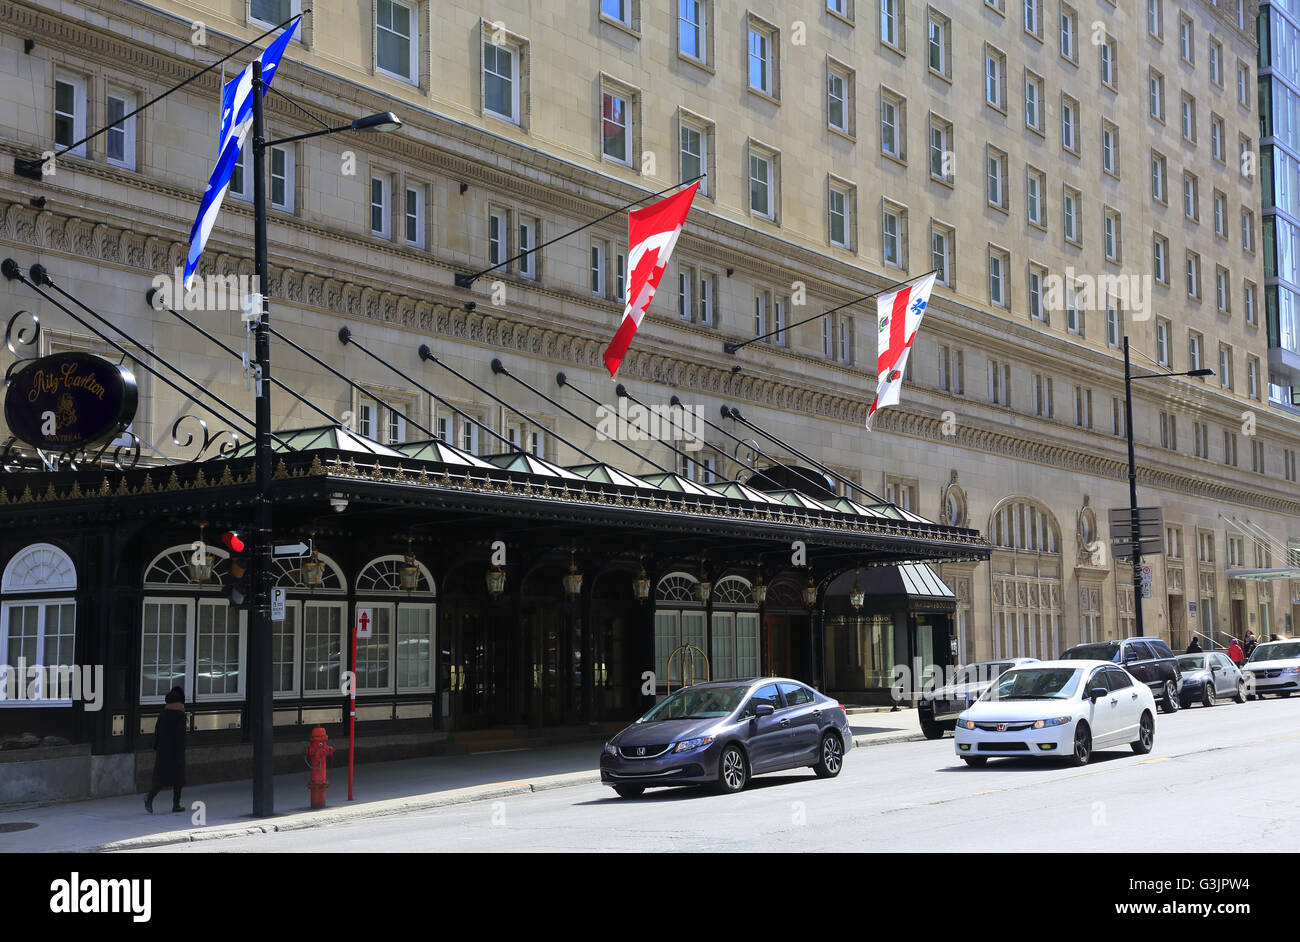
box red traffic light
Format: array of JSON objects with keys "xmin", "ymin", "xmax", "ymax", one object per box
[{"xmin": 221, "ymin": 531, "xmax": 246, "ymax": 554}]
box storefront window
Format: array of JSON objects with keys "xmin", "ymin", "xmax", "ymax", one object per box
[
  {"xmin": 355, "ymin": 556, "xmax": 436, "ymax": 694},
  {"xmin": 825, "ymin": 614, "xmax": 895, "ymax": 690},
  {"xmin": 0, "ymin": 544, "xmax": 77, "ymax": 702}
]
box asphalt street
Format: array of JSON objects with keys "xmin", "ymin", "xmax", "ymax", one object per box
[{"xmin": 138, "ymin": 695, "xmax": 1300, "ymax": 852}]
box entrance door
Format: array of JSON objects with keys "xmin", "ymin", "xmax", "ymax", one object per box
[
  {"xmin": 524, "ymin": 603, "xmax": 565, "ymax": 726},
  {"xmin": 447, "ymin": 602, "xmax": 513, "ymax": 728},
  {"xmin": 764, "ymin": 614, "xmax": 792, "ymax": 677}
]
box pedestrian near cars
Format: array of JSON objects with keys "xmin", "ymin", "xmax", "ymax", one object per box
[
  {"xmin": 1227, "ymin": 639, "xmax": 1246, "ymax": 668},
  {"xmin": 145, "ymin": 686, "xmax": 187, "ymax": 814},
  {"xmin": 1243, "ymin": 632, "xmax": 1258, "ymax": 659},
  {"xmin": 1186, "ymin": 637, "xmax": 1202, "ymax": 653}
]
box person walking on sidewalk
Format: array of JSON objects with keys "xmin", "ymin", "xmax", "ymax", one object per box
[
  {"xmin": 145, "ymin": 686, "xmax": 188, "ymax": 813},
  {"xmin": 1227, "ymin": 639, "xmax": 1246, "ymax": 668},
  {"xmin": 1243, "ymin": 632, "xmax": 1258, "ymax": 660},
  {"xmin": 1185, "ymin": 637, "xmax": 1202, "ymax": 654}
]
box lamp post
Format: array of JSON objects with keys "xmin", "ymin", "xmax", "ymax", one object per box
[
  {"xmin": 248, "ymin": 60, "xmax": 400, "ymax": 815},
  {"xmin": 1123, "ymin": 335, "xmax": 1214, "ymax": 638}
]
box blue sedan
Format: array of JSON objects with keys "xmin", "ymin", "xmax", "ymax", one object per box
[{"xmin": 600, "ymin": 678, "xmax": 854, "ymax": 798}]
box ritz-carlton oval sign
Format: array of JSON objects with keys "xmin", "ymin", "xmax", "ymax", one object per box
[{"xmin": 4, "ymin": 352, "xmax": 138, "ymax": 449}]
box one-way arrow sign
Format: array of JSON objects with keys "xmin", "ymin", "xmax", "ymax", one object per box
[{"xmin": 272, "ymin": 539, "xmax": 312, "ymax": 559}]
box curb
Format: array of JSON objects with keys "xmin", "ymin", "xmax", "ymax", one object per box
[{"xmin": 87, "ymin": 733, "xmax": 924, "ymax": 852}]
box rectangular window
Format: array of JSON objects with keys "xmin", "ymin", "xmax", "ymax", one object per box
[
  {"xmin": 829, "ymin": 183, "xmax": 853, "ymax": 249},
  {"xmin": 932, "ymin": 223, "xmax": 954, "ymax": 286},
  {"xmin": 602, "ymin": 0, "xmax": 630, "ymax": 26},
  {"xmin": 880, "ymin": 91, "xmax": 904, "ymax": 158},
  {"xmin": 270, "ymin": 145, "xmax": 294, "ymax": 212},
  {"xmin": 839, "ymin": 319, "xmax": 853, "ymax": 364},
  {"xmin": 518, "ymin": 216, "xmax": 537, "ymax": 278},
  {"xmin": 1181, "ymin": 94, "xmax": 1196, "ymax": 142},
  {"xmin": 1189, "ymin": 331, "xmax": 1204, "ymax": 370},
  {"xmin": 1024, "ymin": 0, "xmax": 1041, "ymax": 37},
  {"xmin": 1179, "ymin": 14, "xmax": 1193, "ymax": 61},
  {"xmin": 986, "ymin": 147, "xmax": 1007, "ymax": 209},
  {"xmin": 1059, "ymin": 5, "xmax": 1077, "ymax": 60},
  {"xmin": 602, "ymin": 88, "xmax": 632, "ymax": 165},
  {"xmin": 699, "ymin": 273, "xmax": 715, "ymax": 326},
  {"xmin": 1153, "ymin": 235, "xmax": 1168, "ymax": 285},
  {"xmin": 680, "ymin": 118, "xmax": 709, "ymax": 194},
  {"xmin": 1099, "ymin": 36, "xmax": 1116, "ymax": 87},
  {"xmin": 985, "ymin": 47, "xmax": 1006, "ymax": 109},
  {"xmin": 928, "ymin": 12, "xmax": 951, "ymax": 77},
  {"xmin": 105, "ymin": 89, "xmax": 136, "ymax": 170},
  {"xmin": 929, "ymin": 116, "xmax": 953, "ymax": 183},
  {"xmin": 1112, "ymin": 396, "xmax": 1125, "ymax": 437},
  {"xmin": 882, "ymin": 205, "xmax": 903, "ymax": 266},
  {"xmin": 752, "ymin": 292, "xmax": 764, "ymax": 338},
  {"xmin": 1, "ymin": 600, "xmax": 77, "ymax": 702},
  {"xmin": 749, "ymin": 148, "xmax": 775, "ymax": 220},
  {"xmin": 1211, "ymin": 115, "xmax": 1224, "ymax": 162},
  {"xmin": 1066, "ymin": 280, "xmax": 1081, "ymax": 334},
  {"xmin": 1216, "ymin": 267, "xmax": 1230, "ymax": 313},
  {"xmin": 679, "ymin": 0, "xmax": 706, "ymax": 61},
  {"xmin": 1209, "ymin": 39, "xmax": 1223, "ymax": 86},
  {"xmin": 748, "ymin": 22, "xmax": 776, "ymax": 96},
  {"xmin": 488, "ymin": 207, "xmax": 507, "ymax": 267},
  {"xmin": 1104, "ymin": 208, "xmax": 1121, "ymax": 262},
  {"xmin": 1242, "ymin": 210, "xmax": 1256, "ymax": 253},
  {"xmin": 1106, "ymin": 298, "xmax": 1121, "ymax": 347},
  {"xmin": 1183, "ymin": 173, "xmax": 1198, "ymax": 221},
  {"xmin": 1063, "ymin": 186, "xmax": 1080, "ymax": 243},
  {"xmin": 302, "ymin": 603, "xmax": 344, "ymax": 695},
  {"xmin": 140, "ymin": 600, "xmax": 190, "ymax": 701},
  {"xmin": 590, "ymin": 242, "xmax": 606, "ymax": 297},
  {"xmin": 1149, "ymin": 70, "xmax": 1165, "ymax": 120},
  {"xmin": 1238, "ymin": 62, "xmax": 1251, "ymax": 107},
  {"xmin": 880, "ymin": 0, "xmax": 901, "ymax": 48},
  {"xmin": 1026, "ymin": 167, "xmax": 1045, "ymax": 227},
  {"xmin": 1156, "ymin": 318, "xmax": 1170, "ymax": 365},
  {"xmin": 1248, "ymin": 355, "xmax": 1261, "ymax": 399},
  {"xmin": 54, "ymin": 75, "xmax": 87, "ymax": 157},
  {"xmin": 370, "ymin": 175, "xmax": 391, "ymax": 237},
  {"xmin": 988, "ymin": 248, "xmax": 1009, "ymax": 308},
  {"xmin": 1160, "ymin": 411, "xmax": 1177, "ymax": 450},
  {"xmin": 678, "ymin": 265, "xmax": 694, "ymax": 322},
  {"xmin": 376, "ymin": 0, "xmax": 417, "ymax": 83},
  {"xmin": 1061, "ymin": 95, "xmax": 1078, "ymax": 153},
  {"xmin": 1151, "ymin": 151, "xmax": 1167, "ymax": 203},
  {"xmin": 405, "ymin": 186, "xmax": 425, "ymax": 247},
  {"xmin": 1028, "ymin": 264, "xmax": 1046, "ymax": 321},
  {"xmin": 1244, "ymin": 282, "xmax": 1257, "ymax": 325},
  {"xmin": 1148, "ymin": 0, "xmax": 1162, "ymax": 38},
  {"xmin": 1101, "ymin": 122, "xmax": 1118, "ymax": 175},
  {"xmin": 828, "ymin": 66, "xmax": 849, "ymax": 134},
  {"xmin": 1025, "ymin": 71, "xmax": 1043, "ymax": 131},
  {"xmin": 1219, "ymin": 344, "xmax": 1233, "ymax": 389},
  {"xmin": 1213, "ymin": 191, "xmax": 1226, "ymax": 237},
  {"xmin": 1186, "ymin": 254, "xmax": 1201, "ymax": 299},
  {"xmin": 483, "ymin": 41, "xmax": 520, "ymax": 124}
]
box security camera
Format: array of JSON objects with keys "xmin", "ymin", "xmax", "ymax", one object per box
[{"xmin": 329, "ymin": 493, "xmax": 348, "ymax": 513}]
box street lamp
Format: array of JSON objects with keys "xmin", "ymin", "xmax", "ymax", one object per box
[
  {"xmin": 246, "ymin": 60, "xmax": 401, "ymax": 816},
  {"xmin": 1123, "ymin": 335, "xmax": 1214, "ymax": 637}
]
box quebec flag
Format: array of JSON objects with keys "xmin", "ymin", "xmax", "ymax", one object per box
[{"xmin": 184, "ymin": 17, "xmax": 301, "ymax": 290}]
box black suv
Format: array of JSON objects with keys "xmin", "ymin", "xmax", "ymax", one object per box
[{"xmin": 1060, "ymin": 638, "xmax": 1182, "ymax": 714}]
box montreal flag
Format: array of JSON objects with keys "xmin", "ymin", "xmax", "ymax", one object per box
[
  {"xmin": 602, "ymin": 182, "xmax": 699, "ymax": 378},
  {"xmin": 866, "ymin": 272, "xmax": 937, "ymax": 430}
]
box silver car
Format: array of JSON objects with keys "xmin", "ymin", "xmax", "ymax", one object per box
[
  {"xmin": 918, "ymin": 658, "xmax": 1040, "ymax": 739},
  {"xmin": 600, "ymin": 678, "xmax": 853, "ymax": 798},
  {"xmin": 1176, "ymin": 652, "xmax": 1246, "ymax": 707}
]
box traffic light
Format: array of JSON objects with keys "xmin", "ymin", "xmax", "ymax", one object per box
[{"xmin": 221, "ymin": 531, "xmax": 251, "ymax": 609}]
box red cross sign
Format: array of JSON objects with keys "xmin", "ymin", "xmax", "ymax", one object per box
[{"xmin": 355, "ymin": 607, "xmax": 374, "ymax": 640}]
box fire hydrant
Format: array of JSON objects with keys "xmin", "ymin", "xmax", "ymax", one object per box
[{"xmin": 304, "ymin": 727, "xmax": 335, "ymax": 809}]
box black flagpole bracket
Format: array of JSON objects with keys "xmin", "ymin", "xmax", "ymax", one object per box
[{"xmin": 454, "ymin": 273, "xmax": 477, "ymax": 289}]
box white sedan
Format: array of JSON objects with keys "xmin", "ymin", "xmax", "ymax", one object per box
[{"xmin": 954, "ymin": 659, "xmax": 1157, "ymax": 768}]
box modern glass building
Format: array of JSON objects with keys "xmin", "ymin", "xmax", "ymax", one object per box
[{"xmin": 1260, "ymin": 0, "xmax": 1300, "ymax": 410}]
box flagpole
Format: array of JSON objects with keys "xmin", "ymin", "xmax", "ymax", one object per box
[
  {"xmin": 249, "ymin": 58, "xmax": 275, "ymax": 818},
  {"xmin": 724, "ymin": 269, "xmax": 938, "ymax": 354},
  {"xmin": 453, "ymin": 174, "xmax": 705, "ymax": 288}
]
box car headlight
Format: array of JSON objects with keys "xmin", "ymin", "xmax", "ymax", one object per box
[
  {"xmin": 603, "ymin": 742, "xmax": 618, "ymax": 757},
  {"xmin": 673, "ymin": 736, "xmax": 715, "ymax": 753},
  {"xmin": 1283, "ymin": 667, "xmax": 1300, "ymax": 675},
  {"xmin": 1032, "ymin": 717, "xmax": 1073, "ymax": 729},
  {"xmin": 960, "ymin": 719, "xmax": 975, "ymax": 730}
]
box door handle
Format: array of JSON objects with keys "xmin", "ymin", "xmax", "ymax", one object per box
[
  {"xmin": 1109, "ymin": 697, "xmax": 1118, "ymax": 704},
  {"xmin": 780, "ymin": 719, "xmax": 791, "ymax": 727},
  {"xmin": 1131, "ymin": 692, "xmax": 1138, "ymax": 699}
]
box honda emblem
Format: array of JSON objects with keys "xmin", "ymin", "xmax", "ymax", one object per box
[
  {"xmin": 997, "ymin": 723, "xmax": 1006, "ymax": 732},
  {"xmin": 636, "ymin": 747, "xmax": 645, "ymax": 756}
]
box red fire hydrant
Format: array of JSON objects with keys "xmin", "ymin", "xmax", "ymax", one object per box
[{"xmin": 304, "ymin": 727, "xmax": 335, "ymax": 809}]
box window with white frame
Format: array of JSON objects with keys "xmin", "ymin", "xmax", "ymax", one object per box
[
  {"xmin": 1242, "ymin": 210, "xmax": 1256, "ymax": 253},
  {"xmin": 1063, "ymin": 185, "xmax": 1080, "ymax": 243},
  {"xmin": 1, "ymin": 544, "xmax": 77, "ymax": 703},
  {"xmin": 488, "ymin": 206, "xmax": 508, "ymax": 268},
  {"xmin": 1101, "ymin": 122, "xmax": 1118, "ymax": 175},
  {"xmin": 1151, "ymin": 151, "xmax": 1167, "ymax": 203},
  {"xmin": 928, "ymin": 11, "xmax": 951, "ymax": 78},
  {"xmin": 988, "ymin": 247, "xmax": 1009, "ymax": 309},
  {"xmin": 1026, "ymin": 167, "xmax": 1045, "ymax": 227},
  {"xmin": 1238, "ymin": 61, "xmax": 1251, "ymax": 107},
  {"xmin": 354, "ymin": 556, "xmax": 436, "ymax": 694},
  {"xmin": 680, "ymin": 118, "xmax": 709, "ymax": 192},
  {"xmin": 748, "ymin": 19, "xmax": 777, "ymax": 97},
  {"xmin": 1032, "ymin": 372, "xmax": 1054, "ymax": 417},
  {"xmin": 1248, "ymin": 355, "xmax": 1261, "ymax": 399},
  {"xmin": 1028, "ymin": 263, "xmax": 1046, "ymax": 322},
  {"xmin": 1072, "ymin": 384, "xmax": 1093, "ymax": 428},
  {"xmin": 483, "ymin": 39, "xmax": 520, "ymax": 124},
  {"xmin": 1105, "ymin": 297, "xmax": 1122, "ymax": 347},
  {"xmin": 1024, "ymin": 0, "xmax": 1041, "ymax": 37},
  {"xmin": 370, "ymin": 174, "xmax": 391, "ymax": 237},
  {"xmin": 699, "ymin": 272, "xmax": 716, "ymax": 326},
  {"xmin": 1211, "ymin": 115, "xmax": 1224, "ymax": 162},
  {"xmin": 679, "ymin": 0, "xmax": 708, "ymax": 63},
  {"xmin": 987, "ymin": 357, "xmax": 1012, "ymax": 405},
  {"xmin": 880, "ymin": 89, "xmax": 904, "ymax": 158},
  {"xmin": 1245, "ymin": 281, "xmax": 1257, "ymax": 325},
  {"xmin": 828, "ymin": 63, "xmax": 853, "ymax": 135},
  {"xmin": 1179, "ymin": 13, "xmax": 1193, "ymax": 62},
  {"xmin": 1156, "ymin": 317, "xmax": 1170, "ymax": 365},
  {"xmin": 518, "ymin": 215, "xmax": 538, "ymax": 278},
  {"xmin": 1059, "ymin": 5, "xmax": 1077, "ymax": 60},
  {"xmin": 1183, "ymin": 173, "xmax": 1198, "ymax": 221},
  {"xmin": 590, "ymin": 241, "xmax": 607, "ymax": 297},
  {"xmin": 251, "ymin": 0, "xmax": 299, "ymax": 28},
  {"xmin": 1149, "ymin": 69, "xmax": 1165, "ymax": 120},
  {"xmin": 1189, "ymin": 330, "xmax": 1204, "ymax": 370},
  {"xmin": 1213, "ymin": 190, "xmax": 1227, "ymax": 238},
  {"xmin": 1181, "ymin": 93, "xmax": 1196, "ymax": 142},
  {"xmin": 404, "ymin": 185, "xmax": 425, "ymax": 248},
  {"xmin": 1210, "ymin": 38, "xmax": 1223, "ymax": 85},
  {"xmin": 270, "ymin": 144, "xmax": 294, "ymax": 212},
  {"xmin": 829, "ymin": 181, "xmax": 853, "ymax": 249},
  {"xmin": 1153, "ymin": 235, "xmax": 1169, "ymax": 284},
  {"xmin": 985, "ymin": 46, "xmax": 1006, "ymax": 109},
  {"xmin": 375, "ymin": 0, "xmax": 418, "ymax": 83},
  {"xmin": 1186, "ymin": 254, "xmax": 1201, "ymax": 299},
  {"xmin": 53, "ymin": 74, "xmax": 87, "ymax": 157},
  {"xmin": 1219, "ymin": 344, "xmax": 1234, "ymax": 389},
  {"xmin": 986, "ymin": 146, "xmax": 1007, "ymax": 209},
  {"xmin": 1066, "ymin": 279, "xmax": 1082, "ymax": 334},
  {"xmin": 932, "ymin": 222, "xmax": 954, "ymax": 286},
  {"xmin": 1104, "ymin": 208, "xmax": 1121, "ymax": 262},
  {"xmin": 1216, "ymin": 266, "xmax": 1230, "ymax": 313},
  {"xmin": 601, "ymin": 0, "xmax": 632, "ymax": 27},
  {"xmin": 839, "ymin": 318, "xmax": 854, "ymax": 364},
  {"xmin": 929, "ymin": 115, "xmax": 953, "ymax": 183},
  {"xmin": 1025, "ymin": 71, "xmax": 1044, "ymax": 131},
  {"xmin": 1099, "ymin": 35, "xmax": 1116, "ymax": 88},
  {"xmin": 677, "ymin": 264, "xmax": 695, "ymax": 322},
  {"xmin": 1061, "ymin": 95, "xmax": 1078, "ymax": 153},
  {"xmin": 881, "ymin": 0, "xmax": 902, "ymax": 48},
  {"xmin": 105, "ymin": 88, "xmax": 137, "ymax": 170},
  {"xmin": 601, "ymin": 83, "xmax": 634, "ymax": 165},
  {"xmin": 1147, "ymin": 0, "xmax": 1162, "ymax": 38},
  {"xmin": 749, "ymin": 145, "xmax": 776, "ymax": 220}
]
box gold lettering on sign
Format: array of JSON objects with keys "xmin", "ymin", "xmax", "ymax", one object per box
[{"xmin": 26, "ymin": 360, "xmax": 107, "ymax": 403}]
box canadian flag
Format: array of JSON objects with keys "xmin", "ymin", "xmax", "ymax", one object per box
[
  {"xmin": 866, "ymin": 272, "xmax": 937, "ymax": 430},
  {"xmin": 603, "ymin": 182, "xmax": 699, "ymax": 378}
]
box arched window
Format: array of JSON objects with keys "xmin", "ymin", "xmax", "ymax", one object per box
[
  {"xmin": 141, "ymin": 544, "xmax": 241, "ymax": 704},
  {"xmin": 988, "ymin": 499, "xmax": 1064, "ymax": 659},
  {"xmin": 654, "ymin": 572, "xmax": 705, "ymax": 688},
  {"xmin": 353, "ymin": 556, "xmax": 437, "ymax": 695},
  {"xmin": 271, "ymin": 551, "xmax": 345, "ymax": 699},
  {"xmin": 1, "ymin": 544, "xmax": 76, "ymax": 702},
  {"xmin": 710, "ymin": 576, "xmax": 759, "ymax": 679}
]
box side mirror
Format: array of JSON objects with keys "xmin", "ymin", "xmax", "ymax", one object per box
[
  {"xmin": 754, "ymin": 703, "xmax": 775, "ymax": 718},
  {"xmin": 1210, "ymin": 664, "xmax": 1221, "ymax": 671},
  {"xmin": 1088, "ymin": 686, "xmax": 1108, "ymax": 701}
]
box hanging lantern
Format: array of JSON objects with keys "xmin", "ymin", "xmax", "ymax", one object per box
[
  {"xmin": 562, "ymin": 550, "xmax": 583, "ymax": 597},
  {"xmin": 486, "ymin": 566, "xmax": 507, "ymax": 598},
  {"xmin": 801, "ymin": 572, "xmax": 819, "ymax": 608},
  {"xmin": 401, "ymin": 539, "xmax": 421, "ymax": 592},
  {"xmin": 849, "ymin": 569, "xmax": 866, "ymax": 612},
  {"xmin": 189, "ymin": 524, "xmax": 213, "ymax": 584},
  {"xmin": 754, "ymin": 569, "xmax": 768, "ymax": 605},
  {"xmin": 633, "ymin": 557, "xmax": 651, "ymax": 601},
  {"xmin": 301, "ymin": 536, "xmax": 325, "ymax": 588}
]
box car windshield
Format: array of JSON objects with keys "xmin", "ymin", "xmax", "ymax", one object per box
[
  {"xmin": 982, "ymin": 668, "xmax": 1082, "ymax": 701},
  {"xmin": 1249, "ymin": 642, "xmax": 1300, "ymax": 662},
  {"xmin": 1177, "ymin": 655, "xmax": 1206, "ymax": 670},
  {"xmin": 952, "ymin": 662, "xmax": 1014, "ymax": 686},
  {"xmin": 638, "ymin": 685, "xmax": 750, "ymax": 722},
  {"xmin": 1060, "ymin": 643, "xmax": 1120, "ymax": 663}
]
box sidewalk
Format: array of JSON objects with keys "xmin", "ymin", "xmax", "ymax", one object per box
[{"xmin": 0, "ymin": 710, "xmax": 922, "ymax": 853}]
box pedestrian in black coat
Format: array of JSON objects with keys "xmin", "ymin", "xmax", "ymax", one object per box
[
  {"xmin": 1186, "ymin": 637, "xmax": 1202, "ymax": 653},
  {"xmin": 145, "ymin": 686, "xmax": 187, "ymax": 813}
]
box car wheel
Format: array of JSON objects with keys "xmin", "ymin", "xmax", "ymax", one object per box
[
  {"xmin": 1069, "ymin": 723, "xmax": 1092, "ymax": 767},
  {"xmin": 1160, "ymin": 680, "xmax": 1180, "ymax": 714},
  {"xmin": 961, "ymin": 756, "xmax": 987, "ymax": 767},
  {"xmin": 920, "ymin": 720, "xmax": 946, "ymax": 740},
  {"xmin": 1202, "ymin": 682, "xmax": 1216, "ymax": 708},
  {"xmin": 813, "ymin": 732, "xmax": 844, "ymax": 778},
  {"xmin": 716, "ymin": 744, "xmax": 748, "ymax": 794},
  {"xmin": 1234, "ymin": 681, "xmax": 1247, "ymax": 704},
  {"xmin": 613, "ymin": 785, "xmax": 644, "ymax": 799},
  {"xmin": 1131, "ymin": 712, "xmax": 1155, "ymax": 755},
  {"xmin": 1281, "ymin": 692, "xmax": 1293, "ymax": 699}
]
